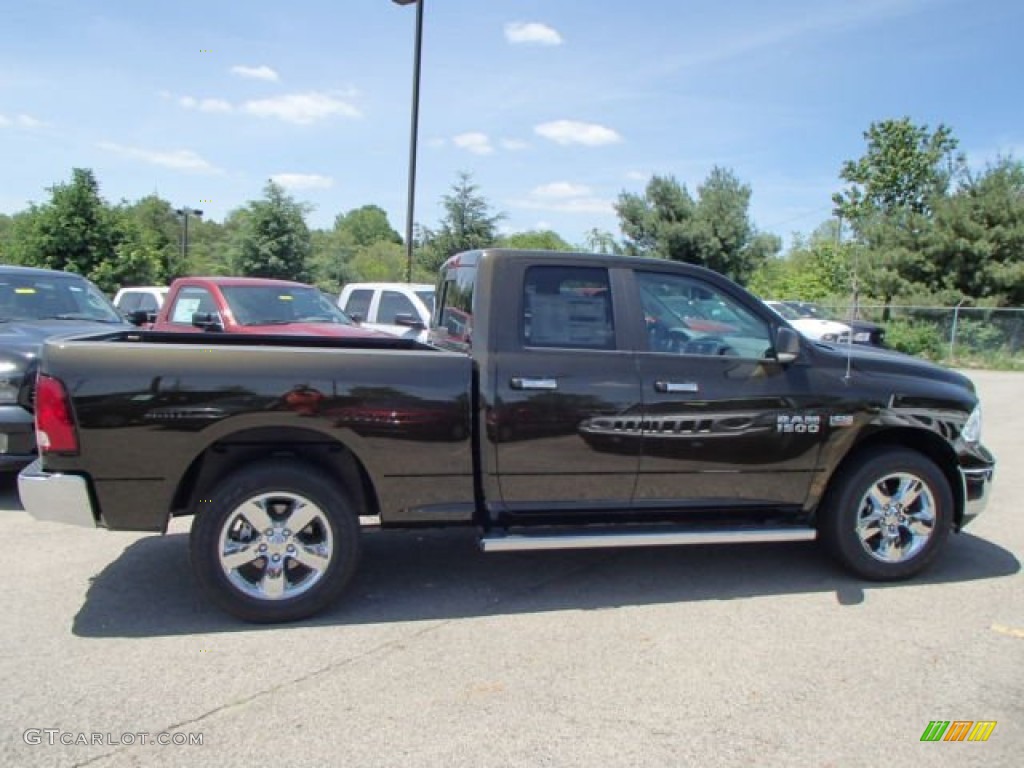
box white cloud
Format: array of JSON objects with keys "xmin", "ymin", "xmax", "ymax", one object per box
[
  {"xmin": 534, "ymin": 120, "xmax": 622, "ymax": 147},
  {"xmin": 452, "ymin": 132, "xmax": 494, "ymax": 155},
  {"xmin": 531, "ymin": 181, "xmax": 593, "ymax": 199},
  {"xmin": 512, "ymin": 183, "xmax": 614, "ymax": 215},
  {"xmin": 243, "ymin": 92, "xmax": 362, "ymax": 124},
  {"xmin": 505, "ymin": 22, "xmax": 563, "ymax": 46},
  {"xmin": 97, "ymin": 141, "xmax": 223, "ymax": 174},
  {"xmin": 179, "ymin": 96, "xmax": 233, "ymax": 113},
  {"xmin": 230, "ymin": 64, "xmax": 280, "ymax": 82},
  {"xmin": 625, "ymin": 170, "xmax": 649, "ymax": 182},
  {"xmin": 270, "ymin": 173, "xmax": 334, "ymax": 190},
  {"xmin": 501, "ymin": 138, "xmax": 530, "ymax": 151},
  {"xmin": 0, "ymin": 113, "xmax": 45, "ymax": 129}
]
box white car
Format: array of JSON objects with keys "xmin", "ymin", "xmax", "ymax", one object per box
[
  {"xmin": 764, "ymin": 300, "xmax": 851, "ymax": 344},
  {"xmin": 338, "ymin": 282, "xmax": 435, "ymax": 339},
  {"xmin": 112, "ymin": 286, "xmax": 168, "ymax": 316}
]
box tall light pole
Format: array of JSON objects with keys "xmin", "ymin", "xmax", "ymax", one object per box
[
  {"xmin": 393, "ymin": 0, "xmax": 424, "ymax": 283},
  {"xmin": 174, "ymin": 206, "xmax": 203, "ymax": 271}
]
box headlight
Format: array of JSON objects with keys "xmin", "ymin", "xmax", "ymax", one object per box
[
  {"xmin": 962, "ymin": 404, "xmax": 982, "ymax": 443},
  {"xmin": 853, "ymin": 331, "xmax": 871, "ymax": 342},
  {"xmin": 0, "ymin": 362, "xmax": 21, "ymax": 404},
  {"xmin": 821, "ymin": 333, "xmax": 837, "ymax": 342}
]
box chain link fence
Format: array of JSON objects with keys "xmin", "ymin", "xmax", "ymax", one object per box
[{"xmin": 821, "ymin": 304, "xmax": 1024, "ymax": 367}]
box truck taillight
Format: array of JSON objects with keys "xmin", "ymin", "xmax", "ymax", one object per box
[{"xmin": 35, "ymin": 374, "xmax": 79, "ymax": 455}]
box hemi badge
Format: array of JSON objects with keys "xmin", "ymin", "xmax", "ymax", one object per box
[{"xmin": 830, "ymin": 414, "xmax": 854, "ymax": 427}]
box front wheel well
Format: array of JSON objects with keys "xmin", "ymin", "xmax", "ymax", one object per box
[
  {"xmin": 170, "ymin": 427, "xmax": 378, "ymax": 523},
  {"xmin": 819, "ymin": 429, "xmax": 965, "ymax": 527}
]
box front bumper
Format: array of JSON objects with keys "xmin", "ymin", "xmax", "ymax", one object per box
[
  {"xmin": 17, "ymin": 458, "xmax": 99, "ymax": 528},
  {"xmin": 959, "ymin": 465, "xmax": 994, "ymax": 528}
]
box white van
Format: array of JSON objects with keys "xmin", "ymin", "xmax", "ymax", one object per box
[{"xmin": 338, "ymin": 282, "xmax": 435, "ymax": 339}]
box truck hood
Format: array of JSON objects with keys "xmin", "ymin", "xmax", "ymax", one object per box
[{"xmin": 816, "ymin": 341, "xmax": 974, "ymax": 392}]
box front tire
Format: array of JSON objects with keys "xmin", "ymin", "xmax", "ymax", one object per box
[
  {"xmin": 819, "ymin": 447, "xmax": 953, "ymax": 581},
  {"xmin": 190, "ymin": 460, "xmax": 361, "ymax": 622}
]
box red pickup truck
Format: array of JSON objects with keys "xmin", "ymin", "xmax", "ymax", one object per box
[{"xmin": 128, "ymin": 276, "xmax": 387, "ymax": 338}]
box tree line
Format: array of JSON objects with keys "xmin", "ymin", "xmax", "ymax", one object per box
[{"xmin": 0, "ymin": 117, "xmax": 1020, "ymax": 309}]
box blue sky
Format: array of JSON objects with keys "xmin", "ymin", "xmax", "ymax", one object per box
[{"xmin": 2, "ymin": 0, "xmax": 1022, "ymax": 248}]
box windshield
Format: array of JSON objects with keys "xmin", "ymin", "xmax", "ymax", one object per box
[
  {"xmin": 0, "ymin": 273, "xmax": 123, "ymax": 323},
  {"xmin": 221, "ymin": 285, "xmax": 355, "ymax": 326}
]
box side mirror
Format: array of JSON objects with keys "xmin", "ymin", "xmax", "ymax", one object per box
[
  {"xmin": 774, "ymin": 326, "xmax": 802, "ymax": 364},
  {"xmin": 348, "ymin": 312, "xmax": 363, "ymax": 323},
  {"xmin": 126, "ymin": 309, "xmax": 155, "ymax": 327},
  {"xmin": 394, "ymin": 312, "xmax": 426, "ymax": 329},
  {"xmin": 192, "ymin": 311, "xmax": 224, "ymax": 332}
]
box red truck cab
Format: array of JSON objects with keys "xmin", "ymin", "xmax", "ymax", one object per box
[{"xmin": 140, "ymin": 276, "xmax": 387, "ymax": 338}]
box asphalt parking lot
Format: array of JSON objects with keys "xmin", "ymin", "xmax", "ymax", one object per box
[{"xmin": 1, "ymin": 370, "xmax": 1021, "ymax": 767}]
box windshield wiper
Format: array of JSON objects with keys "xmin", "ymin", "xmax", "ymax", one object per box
[{"xmin": 41, "ymin": 314, "xmax": 121, "ymax": 322}]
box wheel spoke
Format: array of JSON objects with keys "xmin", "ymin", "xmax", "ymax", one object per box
[
  {"xmin": 877, "ymin": 535, "xmax": 902, "ymax": 561},
  {"xmin": 290, "ymin": 542, "xmax": 330, "ymax": 572},
  {"xmin": 222, "ymin": 543, "xmax": 262, "ymax": 571},
  {"xmin": 867, "ymin": 485, "xmax": 891, "ymax": 510},
  {"xmin": 238, "ymin": 499, "xmax": 274, "ymax": 532},
  {"xmin": 895, "ymin": 477, "xmax": 924, "ymax": 508},
  {"xmin": 260, "ymin": 567, "xmax": 287, "ymax": 598},
  {"xmin": 285, "ymin": 501, "xmax": 321, "ymax": 535},
  {"xmin": 906, "ymin": 510, "xmax": 934, "ymax": 538}
]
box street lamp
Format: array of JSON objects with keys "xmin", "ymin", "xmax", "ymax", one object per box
[
  {"xmin": 393, "ymin": 0, "xmax": 424, "ymax": 283},
  {"xmin": 174, "ymin": 206, "xmax": 203, "ymax": 270}
]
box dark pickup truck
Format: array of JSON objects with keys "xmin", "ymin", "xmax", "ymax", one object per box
[{"xmin": 18, "ymin": 249, "xmax": 995, "ymax": 622}]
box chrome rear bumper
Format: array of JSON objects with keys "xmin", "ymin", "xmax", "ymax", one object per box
[{"xmin": 17, "ymin": 458, "xmax": 98, "ymax": 528}]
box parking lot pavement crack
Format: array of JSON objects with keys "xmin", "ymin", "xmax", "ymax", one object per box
[
  {"xmin": 68, "ymin": 619, "xmax": 456, "ymax": 768},
  {"xmin": 70, "ymin": 554, "xmax": 620, "ymax": 767}
]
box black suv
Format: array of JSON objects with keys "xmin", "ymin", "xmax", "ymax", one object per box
[{"xmin": 0, "ymin": 265, "xmax": 129, "ymax": 471}]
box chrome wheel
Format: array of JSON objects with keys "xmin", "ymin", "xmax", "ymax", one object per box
[
  {"xmin": 855, "ymin": 472, "xmax": 936, "ymax": 563},
  {"xmin": 217, "ymin": 492, "xmax": 334, "ymax": 601}
]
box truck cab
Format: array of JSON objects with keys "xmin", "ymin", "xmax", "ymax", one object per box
[{"xmin": 338, "ymin": 282, "xmax": 435, "ymax": 340}]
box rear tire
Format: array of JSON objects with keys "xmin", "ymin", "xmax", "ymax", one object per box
[
  {"xmin": 819, "ymin": 447, "xmax": 952, "ymax": 581},
  {"xmin": 189, "ymin": 460, "xmax": 361, "ymax": 622}
]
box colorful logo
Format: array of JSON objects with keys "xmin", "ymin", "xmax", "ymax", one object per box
[{"xmin": 920, "ymin": 721, "xmax": 997, "ymax": 742}]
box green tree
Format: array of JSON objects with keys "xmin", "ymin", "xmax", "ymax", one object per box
[
  {"xmin": 747, "ymin": 222, "xmax": 851, "ymax": 300},
  {"xmin": 6, "ymin": 168, "xmax": 138, "ymax": 291},
  {"xmin": 335, "ymin": 205, "xmax": 402, "ymax": 248},
  {"xmin": 615, "ymin": 168, "xmax": 777, "ymax": 283},
  {"xmin": 418, "ymin": 172, "xmax": 504, "ymax": 272},
  {"xmin": 347, "ymin": 241, "xmax": 409, "ymax": 282},
  {"xmin": 924, "ymin": 156, "xmax": 1024, "ymax": 304},
  {"xmin": 232, "ymin": 181, "xmax": 313, "ymax": 281},
  {"xmin": 582, "ymin": 228, "xmax": 621, "ymax": 254},
  {"xmin": 499, "ymin": 229, "xmax": 574, "ymax": 251},
  {"xmin": 832, "ymin": 118, "xmax": 967, "ymax": 307}
]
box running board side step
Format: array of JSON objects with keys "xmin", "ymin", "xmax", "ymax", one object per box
[{"xmin": 479, "ymin": 526, "xmax": 817, "ymax": 552}]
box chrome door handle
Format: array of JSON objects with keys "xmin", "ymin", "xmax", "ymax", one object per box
[
  {"xmin": 654, "ymin": 380, "xmax": 699, "ymax": 393},
  {"xmin": 511, "ymin": 377, "xmax": 558, "ymax": 391}
]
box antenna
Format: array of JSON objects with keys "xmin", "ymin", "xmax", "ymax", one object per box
[{"xmin": 837, "ymin": 214, "xmax": 854, "ymax": 383}]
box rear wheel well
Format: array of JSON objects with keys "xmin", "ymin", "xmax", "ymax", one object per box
[
  {"xmin": 170, "ymin": 427, "xmax": 378, "ymax": 522},
  {"xmin": 821, "ymin": 428, "xmax": 964, "ymax": 527}
]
